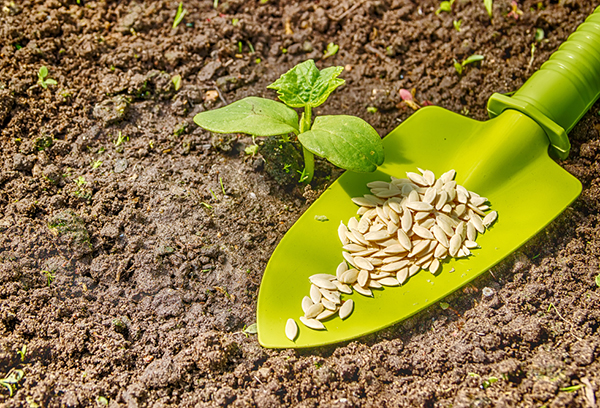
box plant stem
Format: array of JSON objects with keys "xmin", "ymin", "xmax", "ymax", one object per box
[{"xmin": 300, "ymin": 107, "xmax": 314, "ymax": 183}]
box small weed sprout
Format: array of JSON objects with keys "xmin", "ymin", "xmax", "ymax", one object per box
[
  {"xmin": 194, "ymin": 60, "xmax": 384, "ymax": 183},
  {"xmin": 241, "ymin": 323, "xmax": 258, "ymax": 337},
  {"xmin": 91, "ymin": 160, "xmax": 102, "ymax": 169},
  {"xmin": 535, "ymin": 28, "xmax": 545, "ymax": 42},
  {"xmin": 322, "ymin": 42, "xmax": 339, "ymax": 59},
  {"xmin": 172, "ymin": 2, "xmax": 187, "ymax": 29},
  {"xmin": 453, "ymin": 54, "xmax": 484, "ymax": 75},
  {"xmin": 37, "ymin": 66, "xmax": 57, "ymax": 89},
  {"xmin": 42, "ymin": 269, "xmax": 55, "ymax": 286},
  {"xmin": 484, "ymin": 0, "xmax": 493, "ymax": 19},
  {"xmin": 172, "ymin": 74, "xmax": 182, "ymax": 91},
  {"xmin": 453, "ymin": 19, "xmax": 462, "ymax": 32},
  {"xmin": 595, "ymin": 273, "xmax": 600, "ymax": 287},
  {"xmin": 16, "ymin": 345, "xmax": 26, "ymax": 362},
  {"xmin": 507, "ymin": 1, "xmax": 523, "ymax": 20},
  {"xmin": 435, "ymin": 0, "xmax": 454, "ymax": 15},
  {"xmin": 113, "ymin": 131, "xmax": 128, "ymax": 147}
]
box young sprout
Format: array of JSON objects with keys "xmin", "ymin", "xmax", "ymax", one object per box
[
  {"xmin": 194, "ymin": 60, "xmax": 384, "ymax": 183},
  {"xmin": 323, "ymin": 43, "xmax": 339, "ymax": 59},
  {"xmin": 453, "ymin": 19, "xmax": 462, "ymax": 32},
  {"xmin": 507, "ymin": 1, "xmax": 523, "ymax": 20},
  {"xmin": 38, "ymin": 66, "xmax": 57, "ymax": 89},
  {"xmin": 172, "ymin": 74, "xmax": 182, "ymax": 91},
  {"xmin": 0, "ymin": 369, "xmax": 24, "ymax": 397},
  {"xmin": 172, "ymin": 2, "xmax": 186, "ymax": 29},
  {"xmin": 435, "ymin": 0, "xmax": 454, "ymax": 15},
  {"xmin": 453, "ymin": 54, "xmax": 484, "ymax": 75},
  {"xmin": 484, "ymin": 0, "xmax": 493, "ymax": 19},
  {"xmin": 534, "ymin": 28, "xmax": 544, "ymax": 42}
]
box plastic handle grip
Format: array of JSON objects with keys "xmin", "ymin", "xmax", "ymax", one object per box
[{"xmin": 487, "ymin": 6, "xmax": 600, "ymax": 159}]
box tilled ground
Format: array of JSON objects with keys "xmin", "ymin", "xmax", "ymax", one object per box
[{"xmin": 1, "ymin": 0, "xmax": 599, "ymax": 406}]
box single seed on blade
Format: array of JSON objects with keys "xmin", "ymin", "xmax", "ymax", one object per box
[
  {"xmin": 464, "ymin": 240, "xmax": 479, "ymax": 249},
  {"xmin": 443, "ymin": 184, "xmax": 457, "ymax": 201},
  {"xmin": 409, "ymin": 240, "xmax": 430, "ymax": 257},
  {"xmin": 470, "ymin": 196, "xmax": 487, "ymax": 206},
  {"xmin": 407, "ymin": 190, "xmax": 420, "ymax": 202},
  {"xmin": 364, "ymin": 230, "xmax": 390, "ymax": 242},
  {"xmin": 380, "ymin": 237, "xmax": 400, "ymax": 247},
  {"xmin": 406, "ymin": 201, "xmax": 433, "ymax": 212},
  {"xmin": 435, "ymin": 191, "xmax": 448, "ymax": 211},
  {"xmin": 352, "ymin": 197, "xmax": 376, "ymax": 207},
  {"xmin": 469, "ymin": 210, "xmax": 485, "ymax": 233},
  {"xmin": 375, "ymin": 188, "xmax": 402, "ymax": 198},
  {"xmin": 369, "ymin": 279, "xmax": 382, "ymax": 289},
  {"xmin": 388, "ymin": 200, "xmax": 402, "ymax": 214},
  {"xmin": 388, "ymin": 208, "xmax": 399, "ymax": 224},
  {"xmin": 285, "ymin": 319, "xmax": 299, "ymax": 341},
  {"xmin": 401, "ymin": 209, "xmax": 413, "ymax": 232},
  {"xmin": 334, "ymin": 280, "xmax": 353, "ymax": 294},
  {"xmin": 321, "ymin": 298, "xmax": 336, "ymax": 311},
  {"xmin": 339, "ymin": 300, "xmax": 354, "ymax": 320},
  {"xmin": 413, "ymin": 224, "xmax": 434, "ymax": 240},
  {"xmin": 350, "ymin": 228, "xmax": 369, "ymax": 245},
  {"xmin": 423, "ymin": 170, "xmax": 436, "ymax": 186},
  {"xmin": 340, "ymin": 269, "xmax": 359, "ymax": 284},
  {"xmin": 440, "ymin": 169, "xmax": 456, "ymax": 183},
  {"xmin": 401, "ymin": 184, "xmax": 414, "ymax": 195},
  {"xmin": 319, "ymin": 289, "xmax": 341, "ymax": 304},
  {"xmin": 371, "ymin": 271, "xmax": 393, "ymax": 279},
  {"xmin": 483, "ymin": 210, "xmax": 497, "ymax": 228},
  {"xmin": 316, "ymin": 309, "xmax": 337, "ymax": 321},
  {"xmin": 343, "ymin": 244, "xmax": 365, "ymax": 253},
  {"xmin": 353, "ymin": 284, "xmax": 373, "ymax": 297},
  {"xmin": 449, "ymin": 233, "xmax": 462, "ymax": 257},
  {"xmin": 366, "ymin": 257, "xmax": 383, "ymax": 267},
  {"xmin": 369, "ymin": 223, "xmax": 385, "ymax": 232},
  {"xmin": 408, "ymin": 264, "xmax": 420, "ymax": 276},
  {"xmin": 336, "ymin": 261, "xmax": 348, "ymax": 278},
  {"xmin": 467, "ymin": 203, "xmax": 486, "ymax": 217},
  {"xmin": 376, "ymin": 205, "xmax": 388, "ymax": 222},
  {"xmin": 310, "ymin": 277, "xmax": 338, "ymax": 291},
  {"xmin": 457, "ymin": 248, "xmax": 466, "ymax": 257},
  {"xmin": 305, "ymin": 302, "xmax": 324, "ymax": 319},
  {"xmin": 466, "ymin": 222, "xmax": 477, "ymax": 241},
  {"xmin": 357, "ymin": 269, "xmax": 369, "ymax": 287},
  {"xmin": 310, "ymin": 274, "xmax": 336, "ymax": 281},
  {"xmin": 397, "ymin": 229, "xmax": 412, "ymax": 250},
  {"xmin": 383, "ymin": 244, "xmax": 407, "ymax": 255},
  {"xmin": 381, "ymin": 260, "xmax": 410, "ymax": 272},
  {"xmin": 434, "ymin": 242, "xmax": 449, "ymax": 259},
  {"xmin": 461, "ymin": 246, "xmax": 471, "ymax": 256},
  {"xmin": 387, "ymin": 221, "xmax": 399, "ymax": 235},
  {"xmin": 423, "ymin": 187, "xmax": 437, "ymax": 204},
  {"xmin": 441, "ymin": 203, "xmax": 452, "ymax": 213},
  {"xmin": 455, "ymin": 203, "xmax": 467, "ymax": 218},
  {"xmin": 416, "ymin": 253, "xmax": 433, "ymax": 265},
  {"xmin": 348, "ymin": 217, "xmax": 359, "ymax": 230},
  {"xmin": 407, "ymin": 172, "xmax": 428, "ymax": 186},
  {"xmin": 353, "ymin": 248, "xmax": 378, "ymax": 257},
  {"xmin": 414, "ymin": 211, "xmax": 430, "ymax": 221},
  {"xmin": 299, "ymin": 316, "xmax": 325, "ymax": 330},
  {"xmin": 478, "ymin": 204, "xmax": 490, "ymax": 211},
  {"xmin": 429, "ymin": 259, "xmax": 440, "ymax": 274},
  {"xmin": 310, "ymin": 285, "xmax": 322, "ymax": 303},
  {"xmin": 379, "ymin": 277, "xmax": 400, "ymax": 286},
  {"xmin": 354, "ymin": 257, "xmax": 374, "ymax": 271},
  {"xmin": 338, "ymin": 222, "xmax": 349, "ymax": 245},
  {"xmin": 438, "ymin": 212, "xmax": 458, "ymax": 227},
  {"xmin": 432, "ymin": 225, "xmax": 449, "ymax": 247},
  {"xmin": 357, "ymin": 206, "xmax": 368, "ymax": 216},
  {"xmin": 382, "ymin": 255, "xmax": 405, "ymax": 264},
  {"xmin": 437, "ymin": 217, "xmax": 454, "ymax": 237},
  {"xmin": 357, "ymin": 217, "xmax": 370, "ymax": 234},
  {"xmin": 455, "ymin": 221, "xmax": 466, "ymax": 240},
  {"xmin": 397, "ymin": 268, "xmax": 409, "ymax": 284},
  {"xmin": 456, "ymin": 184, "xmax": 469, "ymax": 199},
  {"xmin": 302, "ymin": 296, "xmax": 314, "ymax": 314},
  {"xmin": 367, "ymin": 181, "xmax": 392, "ymax": 189}
]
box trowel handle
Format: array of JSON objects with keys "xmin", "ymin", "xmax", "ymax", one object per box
[{"xmin": 487, "ymin": 5, "xmax": 600, "ymax": 159}]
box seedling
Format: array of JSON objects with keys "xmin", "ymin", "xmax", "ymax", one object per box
[
  {"xmin": 194, "ymin": 60, "xmax": 384, "ymax": 183},
  {"xmin": 453, "ymin": 19, "xmax": 462, "ymax": 32},
  {"xmin": 244, "ymin": 144, "xmax": 259, "ymax": 155},
  {"xmin": 241, "ymin": 323, "xmax": 258, "ymax": 337},
  {"xmin": 172, "ymin": 74, "xmax": 182, "ymax": 91},
  {"xmin": 484, "ymin": 0, "xmax": 493, "ymax": 19},
  {"xmin": 0, "ymin": 369, "xmax": 24, "ymax": 397},
  {"xmin": 113, "ymin": 131, "xmax": 128, "ymax": 147},
  {"xmin": 42, "ymin": 269, "xmax": 55, "ymax": 286},
  {"xmin": 219, "ymin": 176, "xmax": 226, "ymax": 195},
  {"xmin": 507, "ymin": 1, "xmax": 523, "ymax": 20},
  {"xmin": 91, "ymin": 160, "xmax": 102, "ymax": 169},
  {"xmin": 322, "ymin": 42, "xmax": 339, "ymax": 59},
  {"xmin": 37, "ymin": 66, "xmax": 57, "ymax": 89},
  {"xmin": 560, "ymin": 385, "xmax": 583, "ymax": 392},
  {"xmin": 172, "ymin": 2, "xmax": 186, "ymax": 29},
  {"xmin": 16, "ymin": 345, "xmax": 26, "ymax": 362},
  {"xmin": 453, "ymin": 54, "xmax": 484, "ymax": 75},
  {"xmin": 595, "ymin": 273, "xmax": 600, "ymax": 287},
  {"xmin": 535, "ymin": 28, "xmax": 545, "ymax": 42},
  {"xmin": 435, "ymin": 0, "xmax": 454, "ymax": 15},
  {"xmin": 366, "ymin": 106, "xmax": 378, "ymax": 113}
]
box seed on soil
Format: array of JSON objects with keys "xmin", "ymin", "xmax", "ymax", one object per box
[
  {"xmin": 293, "ymin": 168, "xmax": 496, "ymax": 334},
  {"xmin": 285, "ymin": 319, "xmax": 298, "ymax": 341}
]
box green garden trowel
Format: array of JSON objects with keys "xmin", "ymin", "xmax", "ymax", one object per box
[{"xmin": 257, "ymin": 7, "xmax": 600, "ymax": 348}]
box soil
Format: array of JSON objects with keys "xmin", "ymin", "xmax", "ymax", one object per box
[{"xmin": 1, "ymin": 0, "xmax": 600, "ymax": 407}]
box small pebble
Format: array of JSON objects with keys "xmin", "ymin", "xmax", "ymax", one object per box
[{"xmin": 482, "ymin": 287, "xmax": 494, "ymax": 297}]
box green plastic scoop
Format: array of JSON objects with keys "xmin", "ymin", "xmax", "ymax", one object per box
[{"xmin": 257, "ymin": 7, "xmax": 600, "ymax": 349}]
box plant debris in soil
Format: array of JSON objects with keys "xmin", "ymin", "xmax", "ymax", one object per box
[{"xmin": 1, "ymin": 0, "xmax": 599, "ymax": 407}]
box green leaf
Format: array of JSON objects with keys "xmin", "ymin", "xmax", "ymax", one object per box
[
  {"xmin": 45, "ymin": 78, "xmax": 57, "ymax": 86},
  {"xmin": 39, "ymin": 66, "xmax": 48, "ymax": 80},
  {"xmin": 462, "ymin": 54, "xmax": 484, "ymax": 66},
  {"xmin": 243, "ymin": 323, "xmax": 258, "ymax": 334},
  {"xmin": 484, "ymin": 0, "xmax": 493, "ymax": 19},
  {"xmin": 267, "ymin": 60, "xmax": 345, "ymax": 108},
  {"xmin": 172, "ymin": 74, "xmax": 182, "ymax": 91},
  {"xmin": 595, "ymin": 273, "xmax": 600, "ymax": 287},
  {"xmin": 194, "ymin": 97, "xmax": 299, "ymax": 137},
  {"xmin": 298, "ymin": 115, "xmax": 384, "ymax": 173},
  {"xmin": 173, "ymin": 2, "xmax": 186, "ymax": 28}
]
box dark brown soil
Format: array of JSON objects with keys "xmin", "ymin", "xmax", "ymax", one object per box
[{"xmin": 1, "ymin": 0, "xmax": 600, "ymax": 407}]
